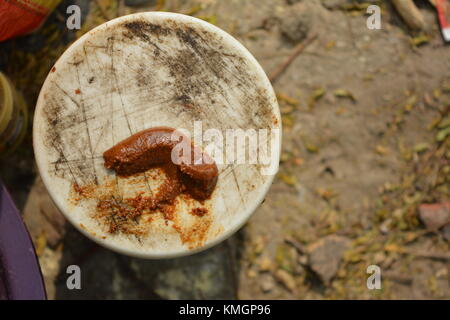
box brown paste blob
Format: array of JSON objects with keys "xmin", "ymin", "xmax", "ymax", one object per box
[{"xmin": 103, "ymin": 126, "xmax": 218, "ymax": 201}]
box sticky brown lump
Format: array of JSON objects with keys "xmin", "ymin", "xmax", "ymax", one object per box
[{"xmin": 103, "ymin": 127, "xmax": 218, "ymax": 201}]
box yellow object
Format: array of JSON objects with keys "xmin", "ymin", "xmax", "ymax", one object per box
[
  {"xmin": 32, "ymin": 0, "xmax": 62, "ymax": 11},
  {"xmin": 0, "ymin": 72, "xmax": 28, "ymax": 156}
]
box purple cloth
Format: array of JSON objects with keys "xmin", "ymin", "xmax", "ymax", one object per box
[{"xmin": 0, "ymin": 181, "xmax": 46, "ymax": 300}]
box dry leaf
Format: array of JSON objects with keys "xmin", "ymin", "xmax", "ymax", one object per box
[
  {"xmin": 413, "ymin": 142, "xmax": 430, "ymax": 153},
  {"xmin": 436, "ymin": 127, "xmax": 450, "ymax": 142},
  {"xmin": 308, "ymin": 88, "xmax": 326, "ymax": 109},
  {"xmin": 404, "ymin": 95, "xmax": 417, "ymax": 111},
  {"xmin": 306, "ymin": 144, "xmax": 319, "ymax": 153},
  {"xmin": 278, "ymin": 173, "xmax": 297, "ymax": 186},
  {"xmin": 410, "ymin": 34, "xmax": 430, "ymax": 46},
  {"xmin": 375, "ymin": 145, "xmax": 389, "ymax": 155},
  {"xmin": 277, "ymin": 93, "xmax": 299, "ymax": 106},
  {"xmin": 333, "ymin": 89, "xmax": 356, "ymax": 102}
]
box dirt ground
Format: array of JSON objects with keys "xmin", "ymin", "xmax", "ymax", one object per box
[{"xmin": 0, "ymin": 0, "xmax": 449, "ymax": 299}]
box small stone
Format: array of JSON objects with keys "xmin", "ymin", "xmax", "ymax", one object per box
[
  {"xmin": 307, "ymin": 235, "xmax": 351, "ymax": 284},
  {"xmin": 259, "ymin": 274, "xmax": 275, "ymax": 293},
  {"xmin": 280, "ymin": 14, "xmax": 311, "ymax": 43},
  {"xmin": 297, "ymin": 254, "xmax": 308, "ymax": 265},
  {"xmin": 278, "ymin": 2, "xmax": 329, "ymax": 44},
  {"xmin": 441, "ymin": 224, "xmax": 450, "ymax": 242},
  {"xmin": 247, "ymin": 269, "xmax": 257, "ymax": 279},
  {"xmin": 435, "ymin": 267, "xmax": 448, "ymax": 279},
  {"xmin": 253, "ymin": 235, "xmax": 265, "ymax": 255},
  {"xmin": 274, "ymin": 269, "xmax": 296, "ymax": 292},
  {"xmin": 380, "ymin": 218, "xmax": 392, "ymax": 234},
  {"xmin": 257, "ymin": 256, "xmax": 274, "ymax": 272},
  {"xmin": 38, "ymin": 247, "xmax": 63, "ymax": 299},
  {"xmin": 418, "ymin": 203, "xmax": 450, "ymax": 231},
  {"xmin": 373, "ymin": 251, "xmax": 386, "ymax": 265}
]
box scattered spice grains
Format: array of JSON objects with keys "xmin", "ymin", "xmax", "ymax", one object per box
[
  {"xmin": 70, "ymin": 170, "xmax": 212, "ymax": 248},
  {"xmin": 190, "ymin": 207, "xmax": 208, "ymax": 217},
  {"xmin": 70, "ymin": 126, "xmax": 218, "ymax": 247}
]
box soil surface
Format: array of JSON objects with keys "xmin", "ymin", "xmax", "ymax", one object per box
[{"xmin": 0, "ymin": 0, "xmax": 448, "ymax": 299}]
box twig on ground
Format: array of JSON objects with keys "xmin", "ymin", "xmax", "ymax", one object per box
[
  {"xmin": 284, "ymin": 236, "xmax": 306, "ymax": 254},
  {"xmin": 268, "ymin": 33, "xmax": 318, "ymax": 84},
  {"xmin": 392, "ymin": 0, "xmax": 426, "ymax": 31}
]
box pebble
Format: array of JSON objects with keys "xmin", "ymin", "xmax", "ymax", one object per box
[
  {"xmin": 260, "ymin": 274, "xmax": 275, "ymax": 293},
  {"xmin": 441, "ymin": 224, "xmax": 450, "ymax": 242},
  {"xmin": 247, "ymin": 269, "xmax": 258, "ymax": 279},
  {"xmin": 257, "ymin": 256, "xmax": 274, "ymax": 272},
  {"xmin": 279, "ymin": 1, "xmax": 329, "ymax": 44},
  {"xmin": 418, "ymin": 203, "xmax": 450, "ymax": 230},
  {"xmin": 307, "ymin": 235, "xmax": 351, "ymax": 284}
]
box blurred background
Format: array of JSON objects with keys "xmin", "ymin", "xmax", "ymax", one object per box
[{"xmin": 0, "ymin": 0, "xmax": 449, "ymax": 299}]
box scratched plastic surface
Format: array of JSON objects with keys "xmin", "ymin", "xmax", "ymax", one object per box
[{"xmin": 33, "ymin": 12, "xmax": 281, "ymax": 258}]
